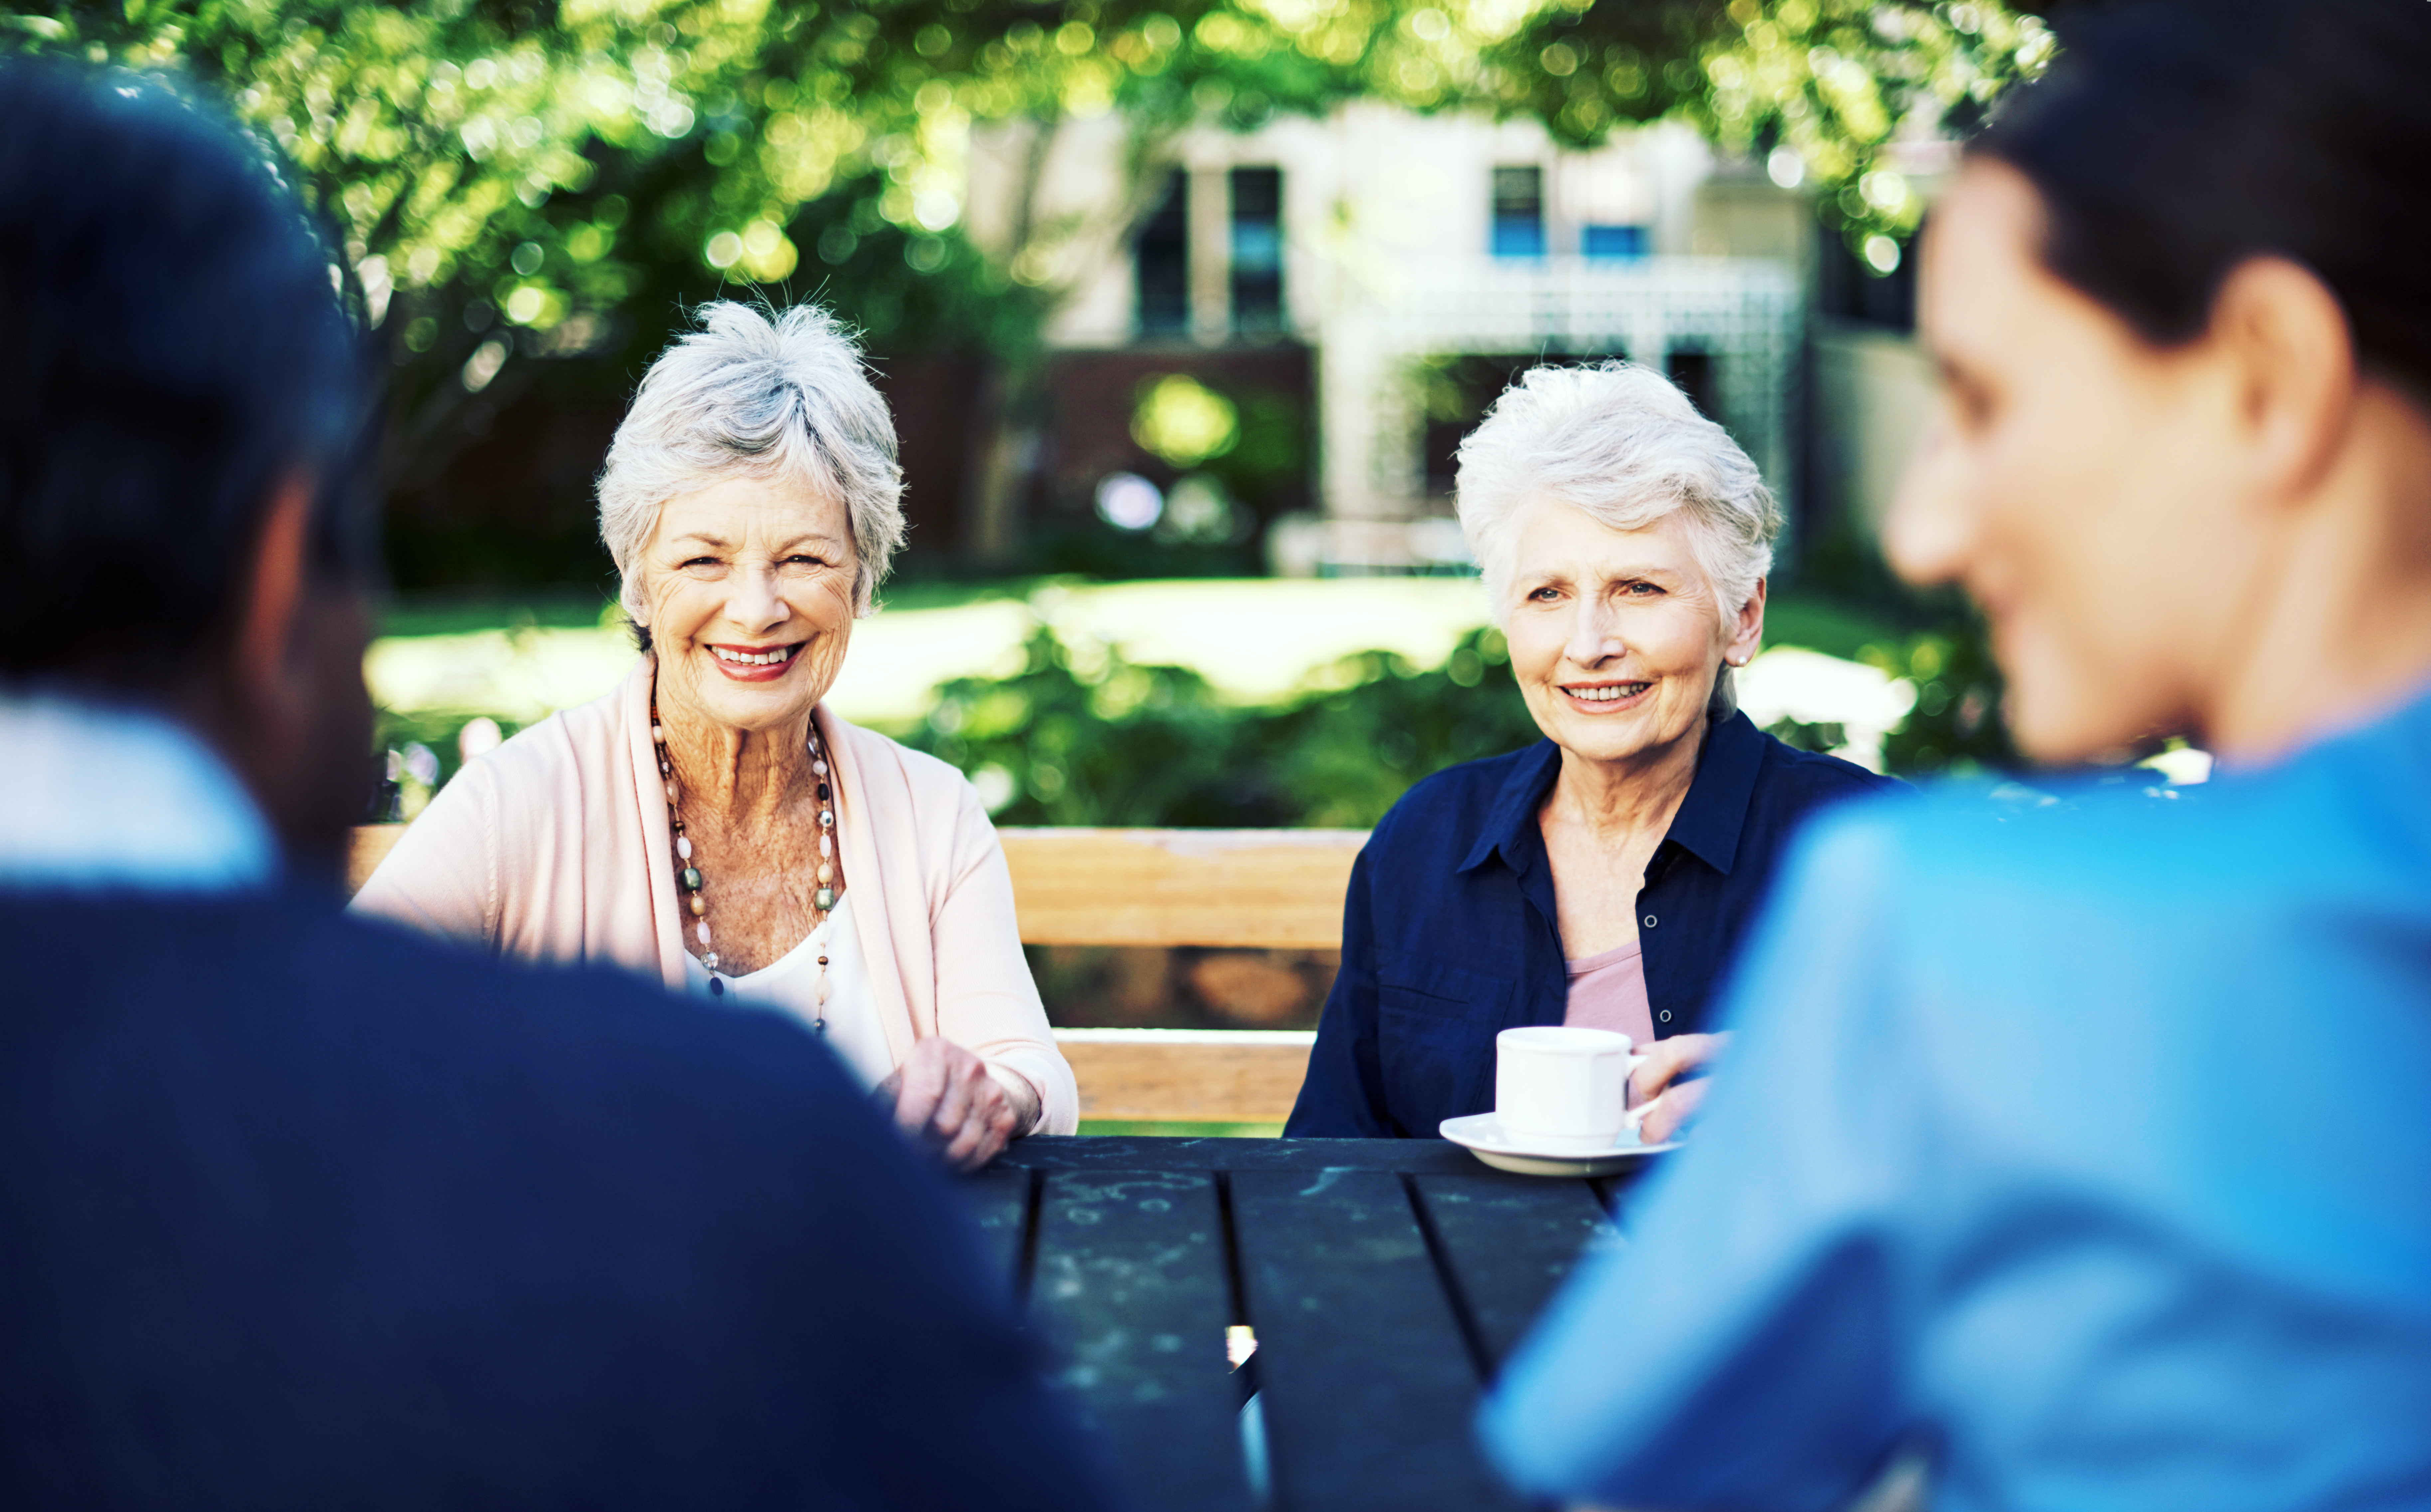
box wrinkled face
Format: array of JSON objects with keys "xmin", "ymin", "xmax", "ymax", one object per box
[
  {"xmin": 1503, "ymin": 499, "xmax": 1761, "ymax": 770},
  {"xmin": 635, "ymin": 474, "xmax": 856, "ymax": 734},
  {"xmin": 1890, "ymin": 161, "xmax": 2258, "ymax": 764}
]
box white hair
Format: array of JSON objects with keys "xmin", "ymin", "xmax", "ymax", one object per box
[
  {"xmin": 1454, "ymin": 361, "xmax": 1782, "ymax": 712},
  {"xmin": 598, "ymin": 301, "xmax": 904, "ymax": 626}
]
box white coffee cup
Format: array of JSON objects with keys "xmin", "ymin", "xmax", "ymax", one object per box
[{"xmin": 1495, "ymin": 1026, "xmax": 1652, "ymax": 1153}]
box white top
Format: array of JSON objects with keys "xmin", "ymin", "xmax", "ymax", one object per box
[
  {"xmin": 352, "ymin": 661, "xmax": 1079, "ymax": 1134},
  {"xmin": 0, "ymin": 693, "xmax": 274, "ymax": 892},
  {"xmin": 681, "ymin": 893, "xmax": 893, "ymax": 1090}
]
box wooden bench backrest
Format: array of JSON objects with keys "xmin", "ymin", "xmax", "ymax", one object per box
[
  {"xmin": 348, "ymin": 823, "xmax": 1363, "ymax": 1124},
  {"xmin": 996, "ymin": 826, "xmax": 1362, "ymax": 949}
]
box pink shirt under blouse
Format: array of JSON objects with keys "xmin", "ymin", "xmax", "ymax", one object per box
[{"xmin": 1563, "ymin": 935, "xmax": 1658, "ymax": 1049}]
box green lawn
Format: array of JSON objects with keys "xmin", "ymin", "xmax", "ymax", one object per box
[{"xmin": 1076, "ymin": 1119, "xmax": 1286, "ymax": 1138}]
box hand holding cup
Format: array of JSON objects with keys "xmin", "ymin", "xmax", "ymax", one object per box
[{"xmin": 1625, "ymin": 1031, "xmax": 1730, "ymax": 1145}]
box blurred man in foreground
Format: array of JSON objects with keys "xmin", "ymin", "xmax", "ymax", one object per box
[
  {"xmin": 1482, "ymin": 1, "xmax": 2431, "ymax": 1508},
  {"xmin": 0, "ymin": 61, "xmax": 1115, "ymax": 1511}
]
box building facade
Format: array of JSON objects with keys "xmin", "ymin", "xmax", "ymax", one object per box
[{"xmin": 965, "ymin": 102, "xmax": 1811, "ymax": 574}]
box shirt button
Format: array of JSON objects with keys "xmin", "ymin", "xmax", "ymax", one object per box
[
  {"xmin": 1658, "ymin": 1010, "xmax": 1672, "ymax": 1023},
  {"xmin": 1643, "ymin": 914, "xmax": 1657, "ymax": 928}
]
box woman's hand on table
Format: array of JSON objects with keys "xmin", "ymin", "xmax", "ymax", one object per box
[
  {"xmin": 876, "ymin": 1037, "xmax": 1037, "ymax": 1172},
  {"xmin": 1630, "ymin": 1032, "xmax": 1730, "ymax": 1145}
]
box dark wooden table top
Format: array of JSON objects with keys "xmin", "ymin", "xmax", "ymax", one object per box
[{"xmin": 963, "ymin": 1136, "xmax": 1660, "ymax": 1512}]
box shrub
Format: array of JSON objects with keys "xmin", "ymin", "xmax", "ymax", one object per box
[{"xmin": 901, "ymin": 625, "xmax": 1544, "ymax": 829}]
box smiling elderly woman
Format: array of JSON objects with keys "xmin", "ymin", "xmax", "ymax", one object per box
[
  {"xmin": 1286, "ymin": 363, "xmax": 1902, "ymax": 1143},
  {"xmin": 355, "ymin": 302, "xmax": 1076, "ymax": 1166}
]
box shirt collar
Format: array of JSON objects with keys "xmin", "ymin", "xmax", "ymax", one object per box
[
  {"xmin": 1461, "ymin": 739, "xmax": 1565, "ymax": 875},
  {"xmin": 1457, "ymin": 711, "xmax": 1768, "ymax": 878},
  {"xmin": 1662, "ymin": 710, "xmax": 1766, "ymax": 877},
  {"xmin": 0, "ymin": 692, "xmax": 277, "ymax": 892}
]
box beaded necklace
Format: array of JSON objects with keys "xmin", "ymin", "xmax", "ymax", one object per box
[{"xmin": 650, "ymin": 698, "xmax": 840, "ymax": 1028}]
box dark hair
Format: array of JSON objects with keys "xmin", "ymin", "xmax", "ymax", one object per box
[
  {"xmin": 0, "ymin": 61, "xmax": 377, "ymax": 691},
  {"xmin": 1972, "ymin": 0, "xmax": 2431, "ymax": 402}
]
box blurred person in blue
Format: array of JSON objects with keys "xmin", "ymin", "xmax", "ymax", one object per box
[
  {"xmin": 0, "ymin": 61, "xmax": 1117, "ymax": 1511},
  {"xmin": 1287, "ymin": 364, "xmax": 1900, "ymax": 1143},
  {"xmin": 1481, "ymin": 0, "xmax": 2431, "ymax": 1507}
]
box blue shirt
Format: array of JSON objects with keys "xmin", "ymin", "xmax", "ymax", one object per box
[
  {"xmin": 0, "ymin": 695, "xmax": 1120, "ymax": 1509},
  {"xmin": 1286, "ymin": 711, "xmax": 1898, "ymax": 1138},
  {"xmin": 1481, "ymin": 688, "xmax": 2431, "ymax": 1511}
]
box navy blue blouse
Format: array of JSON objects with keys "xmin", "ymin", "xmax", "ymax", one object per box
[{"xmin": 1284, "ymin": 710, "xmax": 1903, "ymax": 1138}]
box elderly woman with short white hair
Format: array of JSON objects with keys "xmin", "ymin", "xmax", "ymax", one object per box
[
  {"xmin": 356, "ymin": 301, "xmax": 1076, "ymax": 1167},
  {"xmin": 1287, "ymin": 362, "xmax": 1901, "ymax": 1144}
]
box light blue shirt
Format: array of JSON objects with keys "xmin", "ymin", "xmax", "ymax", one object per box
[
  {"xmin": 1482, "ymin": 687, "xmax": 2431, "ymax": 1511},
  {"xmin": 0, "ymin": 693, "xmax": 275, "ymax": 891}
]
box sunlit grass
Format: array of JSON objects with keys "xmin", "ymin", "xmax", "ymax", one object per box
[{"xmin": 1076, "ymin": 1120, "xmax": 1286, "ymax": 1138}]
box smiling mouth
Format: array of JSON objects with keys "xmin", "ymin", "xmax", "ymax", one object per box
[
  {"xmin": 1562, "ymin": 681, "xmax": 1651, "ymax": 705},
  {"xmin": 710, "ymin": 642, "xmax": 805, "ymax": 671}
]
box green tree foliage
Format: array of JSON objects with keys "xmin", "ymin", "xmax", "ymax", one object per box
[
  {"xmin": 9, "ymin": 0, "xmax": 1076, "ymax": 478},
  {"xmin": 8, "ymin": 0, "xmax": 2051, "ymax": 392},
  {"xmin": 905, "ymin": 622, "xmax": 1543, "ymax": 827},
  {"xmin": 1698, "ymin": 0, "xmax": 2052, "ymax": 256},
  {"xmin": 1474, "ymin": 0, "xmax": 2053, "ymax": 262},
  {"xmin": 1861, "ymin": 615, "xmax": 2017, "ymax": 774}
]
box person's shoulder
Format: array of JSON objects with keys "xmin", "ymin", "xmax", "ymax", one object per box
[
  {"xmin": 541, "ymin": 670, "xmax": 633, "ymax": 744},
  {"xmin": 1784, "ymin": 765, "xmax": 2250, "ymax": 932},
  {"xmin": 412, "ymin": 672, "xmax": 641, "ymax": 852},
  {"xmin": 476, "ymin": 674, "xmax": 631, "ymax": 791},
  {"xmin": 317, "ymin": 896, "xmax": 949, "ymax": 1200},
  {"xmin": 824, "ymin": 711, "xmax": 993, "ymax": 835},
  {"xmin": 17, "ymin": 916, "xmax": 1109, "ymax": 1498},
  {"xmin": 334, "ymin": 895, "xmax": 817, "ymax": 1065},
  {"xmin": 1397, "ymin": 741, "xmax": 1548, "ymax": 808},
  {"xmin": 1368, "ymin": 742, "xmax": 1550, "ymax": 853},
  {"xmin": 830, "ymin": 713, "xmax": 969, "ymax": 794},
  {"xmin": 42, "ymin": 886, "xmax": 860, "ymax": 1125},
  {"xmin": 1746, "ymin": 721, "xmax": 1912, "ymax": 806}
]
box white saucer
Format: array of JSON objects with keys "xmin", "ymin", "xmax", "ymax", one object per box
[{"xmin": 1439, "ymin": 1112, "xmax": 1680, "ymax": 1177}]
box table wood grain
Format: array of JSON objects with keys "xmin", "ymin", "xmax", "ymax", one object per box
[
  {"xmin": 971, "ymin": 1136, "xmax": 1655, "ymax": 1512},
  {"xmin": 1030, "ymin": 1170, "xmax": 1253, "ymax": 1512}
]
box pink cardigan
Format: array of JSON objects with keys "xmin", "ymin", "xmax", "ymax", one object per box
[{"xmin": 351, "ymin": 658, "xmax": 1078, "ymax": 1134}]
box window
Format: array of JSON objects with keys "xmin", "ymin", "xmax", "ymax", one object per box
[
  {"xmin": 1134, "ymin": 169, "xmax": 1188, "ymax": 337},
  {"xmin": 1230, "ymin": 166, "xmax": 1284, "ymax": 334},
  {"xmin": 1582, "ymin": 224, "xmax": 1649, "ymax": 260},
  {"xmin": 1490, "ymin": 165, "xmax": 1545, "ymax": 258}
]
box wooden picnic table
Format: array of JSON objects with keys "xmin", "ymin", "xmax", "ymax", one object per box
[{"xmin": 964, "ymin": 1136, "xmax": 1659, "ymax": 1512}]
